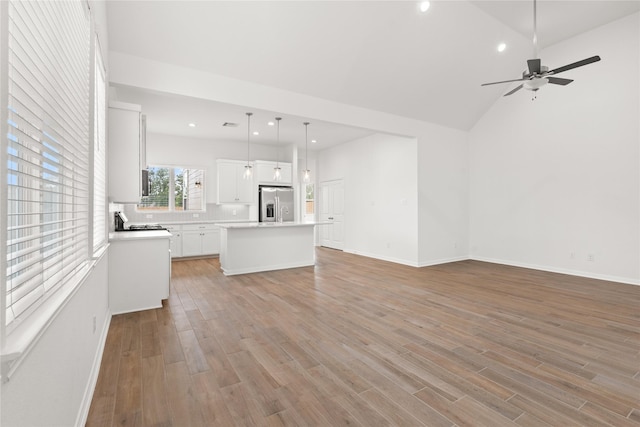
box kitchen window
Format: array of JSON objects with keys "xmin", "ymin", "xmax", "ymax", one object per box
[{"xmin": 138, "ymin": 166, "xmax": 205, "ymax": 211}]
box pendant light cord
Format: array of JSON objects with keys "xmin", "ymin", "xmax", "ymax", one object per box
[
  {"xmin": 304, "ymin": 122, "xmax": 309, "ymax": 172},
  {"xmin": 276, "ymin": 117, "xmax": 281, "ymax": 168},
  {"xmin": 246, "ymin": 112, "xmax": 252, "ymax": 167}
]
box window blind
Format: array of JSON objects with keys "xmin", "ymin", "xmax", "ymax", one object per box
[
  {"xmin": 5, "ymin": 0, "xmax": 90, "ymax": 326},
  {"xmin": 93, "ymin": 41, "xmax": 106, "ymax": 254}
]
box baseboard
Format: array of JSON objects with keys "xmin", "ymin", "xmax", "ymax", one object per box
[
  {"xmin": 343, "ymin": 249, "xmax": 420, "ymax": 267},
  {"xmin": 75, "ymin": 310, "xmax": 112, "ymax": 427},
  {"xmin": 417, "ymin": 255, "xmax": 469, "ymax": 267},
  {"xmin": 470, "ymin": 256, "xmax": 640, "ymax": 286}
]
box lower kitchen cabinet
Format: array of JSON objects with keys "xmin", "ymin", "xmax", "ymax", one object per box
[
  {"xmin": 165, "ymin": 224, "xmax": 183, "ymax": 258},
  {"xmin": 108, "ymin": 231, "xmax": 171, "ymax": 315},
  {"xmin": 181, "ymin": 224, "xmax": 220, "ymax": 257}
]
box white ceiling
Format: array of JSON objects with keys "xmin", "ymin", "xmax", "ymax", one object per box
[{"xmin": 106, "ymin": 0, "xmax": 640, "ymax": 147}]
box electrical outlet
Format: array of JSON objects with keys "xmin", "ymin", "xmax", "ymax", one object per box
[
  {"xmin": 588, "ymin": 253, "xmax": 595, "ymax": 262},
  {"xmin": 232, "ymin": 210, "xmax": 237, "ymax": 216},
  {"xmin": 145, "ymin": 214, "xmax": 153, "ymax": 219},
  {"xmin": 193, "ymin": 213, "xmax": 199, "ymax": 218}
]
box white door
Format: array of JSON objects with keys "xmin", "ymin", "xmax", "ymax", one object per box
[{"xmin": 319, "ymin": 180, "xmax": 344, "ymax": 250}]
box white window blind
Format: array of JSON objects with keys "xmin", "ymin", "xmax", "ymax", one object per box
[
  {"xmin": 93, "ymin": 41, "xmax": 106, "ymax": 254},
  {"xmin": 5, "ymin": 0, "xmax": 91, "ymax": 327}
]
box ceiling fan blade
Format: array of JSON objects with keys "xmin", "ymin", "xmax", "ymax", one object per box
[
  {"xmin": 504, "ymin": 84, "xmax": 523, "ymax": 96},
  {"xmin": 547, "ymin": 77, "xmax": 573, "ymax": 86},
  {"xmin": 548, "ymin": 55, "xmax": 601, "ymax": 75},
  {"xmin": 481, "ymin": 77, "xmax": 527, "ymax": 87},
  {"xmin": 527, "ymin": 59, "xmax": 541, "ymax": 75}
]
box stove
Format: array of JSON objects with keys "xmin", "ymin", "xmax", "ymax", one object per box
[{"xmin": 118, "ymin": 224, "xmax": 167, "ymax": 232}]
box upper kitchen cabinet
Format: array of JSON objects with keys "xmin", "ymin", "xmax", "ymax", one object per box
[
  {"xmin": 255, "ymin": 160, "xmax": 292, "ymax": 185},
  {"xmin": 217, "ymin": 159, "xmax": 254, "ymax": 204},
  {"xmin": 108, "ymin": 101, "xmax": 146, "ymax": 203}
]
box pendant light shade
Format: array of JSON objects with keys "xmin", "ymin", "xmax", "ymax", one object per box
[
  {"xmin": 303, "ymin": 122, "xmax": 311, "ymax": 183},
  {"xmin": 244, "ymin": 112, "xmax": 253, "ymax": 179},
  {"xmin": 273, "ymin": 117, "xmax": 282, "ymax": 181}
]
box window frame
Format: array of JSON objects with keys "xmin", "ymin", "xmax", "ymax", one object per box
[{"xmin": 136, "ymin": 165, "xmax": 206, "ymax": 213}]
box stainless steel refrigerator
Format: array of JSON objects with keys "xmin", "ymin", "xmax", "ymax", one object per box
[{"xmin": 259, "ymin": 185, "xmax": 294, "ymax": 222}]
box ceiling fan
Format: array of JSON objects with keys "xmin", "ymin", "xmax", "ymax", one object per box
[{"xmin": 481, "ymin": 0, "xmax": 601, "ymax": 98}]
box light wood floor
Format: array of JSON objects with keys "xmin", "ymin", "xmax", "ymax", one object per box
[{"xmin": 87, "ymin": 248, "xmax": 640, "ymax": 426}]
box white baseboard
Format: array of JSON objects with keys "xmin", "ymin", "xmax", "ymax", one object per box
[
  {"xmin": 417, "ymin": 255, "xmax": 468, "ymax": 267},
  {"xmin": 470, "ymin": 256, "xmax": 640, "ymax": 286},
  {"xmin": 343, "ymin": 249, "xmax": 420, "ymax": 267},
  {"xmin": 75, "ymin": 310, "xmax": 112, "ymax": 427}
]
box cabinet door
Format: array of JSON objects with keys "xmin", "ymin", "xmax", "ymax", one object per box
[
  {"xmin": 201, "ymin": 229, "xmax": 220, "ymax": 255},
  {"xmin": 169, "ymin": 232, "xmax": 182, "ymax": 258},
  {"xmin": 236, "ymin": 170, "xmax": 254, "ymax": 203},
  {"xmin": 181, "ymin": 231, "xmax": 202, "ymax": 257},
  {"xmin": 108, "ymin": 104, "xmax": 142, "ymax": 203},
  {"xmin": 218, "ymin": 162, "xmax": 239, "ymax": 203}
]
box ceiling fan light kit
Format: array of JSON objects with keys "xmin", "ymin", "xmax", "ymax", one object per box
[{"xmin": 481, "ymin": 0, "xmax": 601, "ymax": 100}]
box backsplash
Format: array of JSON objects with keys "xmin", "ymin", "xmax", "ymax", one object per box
[{"xmin": 109, "ymin": 203, "xmax": 251, "ymax": 229}]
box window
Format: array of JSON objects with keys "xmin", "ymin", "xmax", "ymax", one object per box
[
  {"xmin": 138, "ymin": 166, "xmax": 205, "ymax": 211},
  {"xmin": 93, "ymin": 39, "xmax": 107, "ymax": 255},
  {"xmin": 3, "ymin": 0, "xmax": 91, "ymax": 329},
  {"xmin": 305, "ymin": 183, "xmax": 315, "ymax": 217}
]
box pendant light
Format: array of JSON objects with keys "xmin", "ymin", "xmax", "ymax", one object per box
[
  {"xmin": 273, "ymin": 117, "xmax": 282, "ymax": 181},
  {"xmin": 244, "ymin": 112, "xmax": 253, "ymax": 179},
  {"xmin": 303, "ymin": 122, "xmax": 311, "ymax": 183}
]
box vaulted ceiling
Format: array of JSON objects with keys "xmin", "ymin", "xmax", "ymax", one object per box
[{"xmin": 107, "ymin": 1, "xmax": 640, "ymax": 146}]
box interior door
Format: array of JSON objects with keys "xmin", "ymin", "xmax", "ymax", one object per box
[{"xmin": 319, "ymin": 179, "xmax": 344, "ymax": 250}]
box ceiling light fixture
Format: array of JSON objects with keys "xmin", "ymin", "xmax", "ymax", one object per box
[
  {"xmin": 419, "ymin": 1, "xmax": 430, "ymax": 13},
  {"xmin": 244, "ymin": 112, "xmax": 253, "ymax": 179},
  {"xmin": 253, "ymin": 131, "xmax": 259, "ymax": 136},
  {"xmin": 303, "ymin": 122, "xmax": 311, "ymax": 183},
  {"xmin": 188, "ymin": 123, "xmax": 196, "ymax": 127},
  {"xmin": 268, "ymin": 121, "xmax": 275, "ymax": 126},
  {"xmin": 497, "ymin": 42, "xmax": 507, "ymax": 53},
  {"xmin": 273, "ymin": 117, "xmax": 282, "ymax": 181}
]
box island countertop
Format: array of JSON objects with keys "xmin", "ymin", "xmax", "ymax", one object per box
[{"xmin": 217, "ymin": 221, "xmax": 328, "ymax": 229}]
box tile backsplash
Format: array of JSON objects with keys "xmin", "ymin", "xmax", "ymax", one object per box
[{"xmin": 109, "ymin": 203, "xmax": 251, "ymax": 229}]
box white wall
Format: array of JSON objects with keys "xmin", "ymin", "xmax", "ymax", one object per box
[
  {"xmin": 318, "ymin": 134, "xmax": 419, "ymax": 265},
  {"xmin": 1, "ymin": 255, "xmax": 110, "ymax": 427},
  {"xmin": 418, "ymin": 126, "xmax": 469, "ymax": 265},
  {"xmin": 469, "ymin": 13, "xmax": 640, "ymax": 284}
]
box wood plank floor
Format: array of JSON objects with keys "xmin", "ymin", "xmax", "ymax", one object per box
[{"xmin": 87, "ymin": 248, "xmax": 640, "ymax": 426}]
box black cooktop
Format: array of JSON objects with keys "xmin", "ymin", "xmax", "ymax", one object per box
[{"xmin": 118, "ymin": 224, "xmax": 167, "ymax": 232}]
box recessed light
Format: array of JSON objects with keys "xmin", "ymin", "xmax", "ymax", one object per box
[
  {"xmin": 253, "ymin": 131, "xmax": 259, "ymax": 136},
  {"xmin": 267, "ymin": 121, "xmax": 275, "ymax": 126},
  {"xmin": 419, "ymin": 1, "xmax": 430, "ymax": 13},
  {"xmin": 188, "ymin": 123, "xmax": 196, "ymax": 127},
  {"xmin": 497, "ymin": 43, "xmax": 507, "ymax": 53},
  {"xmin": 311, "ymin": 139, "xmax": 317, "ymax": 144}
]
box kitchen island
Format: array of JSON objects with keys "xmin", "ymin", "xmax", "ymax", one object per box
[{"xmin": 218, "ymin": 222, "xmax": 318, "ymax": 275}]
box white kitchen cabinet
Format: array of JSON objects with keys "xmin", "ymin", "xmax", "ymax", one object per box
[
  {"xmin": 255, "ymin": 160, "xmax": 292, "ymax": 185},
  {"xmin": 217, "ymin": 159, "xmax": 253, "ymax": 204},
  {"xmin": 108, "ymin": 231, "xmax": 171, "ymax": 315},
  {"xmin": 165, "ymin": 224, "xmax": 183, "ymax": 258},
  {"xmin": 108, "ymin": 101, "xmax": 146, "ymax": 203},
  {"xmin": 181, "ymin": 224, "xmax": 220, "ymax": 257}
]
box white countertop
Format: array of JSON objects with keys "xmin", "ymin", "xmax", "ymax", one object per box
[
  {"xmin": 109, "ymin": 230, "xmax": 172, "ymax": 241},
  {"xmin": 218, "ymin": 221, "xmax": 327, "ymax": 229}
]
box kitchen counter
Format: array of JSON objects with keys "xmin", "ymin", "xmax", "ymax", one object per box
[
  {"xmin": 219, "ymin": 222, "xmax": 321, "ymax": 275},
  {"xmin": 109, "ymin": 230, "xmax": 172, "ymax": 241},
  {"xmin": 108, "ymin": 230, "xmax": 171, "ymax": 314},
  {"xmin": 217, "ymin": 221, "xmax": 323, "ymax": 229}
]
